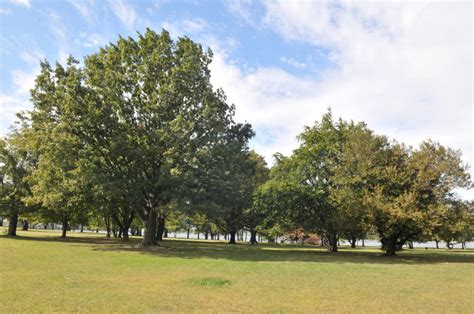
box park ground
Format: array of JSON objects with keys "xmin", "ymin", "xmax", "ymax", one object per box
[{"xmin": 1, "ymin": 228, "xmax": 473, "ymax": 313}]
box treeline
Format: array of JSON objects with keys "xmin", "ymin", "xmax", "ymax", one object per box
[
  {"xmin": 0, "ymin": 29, "xmax": 472, "ymax": 256},
  {"xmin": 255, "ymin": 112, "xmax": 472, "ymax": 255}
]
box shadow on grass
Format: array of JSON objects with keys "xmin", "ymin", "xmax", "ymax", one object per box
[{"xmin": 3, "ymin": 232, "xmax": 473, "ymax": 265}]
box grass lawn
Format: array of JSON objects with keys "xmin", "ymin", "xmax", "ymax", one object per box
[{"xmin": 1, "ymin": 228, "xmax": 473, "ymax": 313}]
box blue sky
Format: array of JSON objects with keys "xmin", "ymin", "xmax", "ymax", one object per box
[{"xmin": 0, "ymin": 0, "xmax": 473, "ymax": 198}]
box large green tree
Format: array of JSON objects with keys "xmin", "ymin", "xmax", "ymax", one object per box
[
  {"xmin": 257, "ymin": 111, "xmax": 384, "ymax": 252},
  {"xmin": 26, "ymin": 29, "xmax": 252, "ymax": 246}
]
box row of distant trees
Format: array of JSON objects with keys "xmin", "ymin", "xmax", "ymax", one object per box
[{"xmin": 1, "ymin": 29, "xmax": 472, "ymax": 256}]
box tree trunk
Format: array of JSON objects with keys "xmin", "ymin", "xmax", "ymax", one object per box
[
  {"xmin": 0, "ymin": 217, "xmax": 2, "ymax": 226},
  {"xmin": 381, "ymin": 238, "xmax": 398, "ymax": 256},
  {"xmin": 105, "ymin": 214, "xmax": 111, "ymax": 237},
  {"xmin": 197, "ymin": 232, "xmax": 200, "ymax": 239},
  {"xmin": 350, "ymin": 237, "xmax": 356, "ymax": 248},
  {"xmin": 22, "ymin": 220, "xmax": 29, "ymax": 231},
  {"xmin": 250, "ymin": 230, "xmax": 258, "ymax": 245},
  {"xmin": 156, "ymin": 214, "xmax": 166, "ymax": 241},
  {"xmin": 268, "ymin": 237, "xmax": 275, "ymax": 243},
  {"xmin": 229, "ymin": 232, "xmax": 236, "ymax": 244},
  {"xmin": 362, "ymin": 238, "xmax": 365, "ymax": 247},
  {"xmin": 435, "ymin": 240, "xmax": 439, "ymax": 249},
  {"xmin": 115, "ymin": 208, "xmax": 134, "ymax": 241},
  {"xmin": 7, "ymin": 212, "xmax": 18, "ymax": 236},
  {"xmin": 141, "ymin": 211, "xmax": 157, "ymax": 246},
  {"xmin": 328, "ymin": 234, "xmax": 338, "ymax": 252},
  {"xmin": 80, "ymin": 224, "xmax": 84, "ymax": 233},
  {"xmin": 61, "ymin": 213, "xmax": 68, "ymax": 238},
  {"xmin": 122, "ymin": 227, "xmax": 128, "ymax": 240},
  {"xmin": 43, "ymin": 223, "xmax": 48, "ymax": 230},
  {"xmin": 408, "ymin": 241, "xmax": 414, "ymax": 249},
  {"xmin": 186, "ymin": 221, "xmax": 191, "ymax": 239},
  {"xmin": 205, "ymin": 232, "xmax": 209, "ymax": 240}
]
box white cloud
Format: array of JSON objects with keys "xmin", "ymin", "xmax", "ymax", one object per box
[
  {"xmin": 210, "ymin": 1, "xmax": 473, "ymax": 198},
  {"xmin": 162, "ymin": 18, "xmax": 209, "ymax": 38},
  {"xmin": 78, "ymin": 32, "xmax": 107, "ymax": 48},
  {"xmin": 108, "ymin": 0, "xmax": 137, "ymax": 29},
  {"xmin": 68, "ymin": 0, "xmax": 95, "ymax": 24},
  {"xmin": 280, "ymin": 57, "xmax": 306, "ymax": 69},
  {"xmin": 20, "ymin": 50, "xmax": 44, "ymax": 65},
  {"xmin": 11, "ymin": 69, "xmax": 38, "ymax": 94},
  {"xmin": 10, "ymin": 0, "xmax": 30, "ymax": 8},
  {"xmin": 0, "ymin": 8, "xmax": 12, "ymax": 14},
  {"xmin": 225, "ymin": 0, "xmax": 259, "ymax": 28},
  {"xmin": 182, "ymin": 18, "xmax": 207, "ymax": 33},
  {"xmin": 0, "ymin": 94, "xmax": 31, "ymax": 134},
  {"xmin": 48, "ymin": 12, "xmax": 69, "ymax": 64}
]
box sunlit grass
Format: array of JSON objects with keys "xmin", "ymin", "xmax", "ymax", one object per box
[{"xmin": 1, "ymin": 228, "xmax": 473, "ymax": 312}]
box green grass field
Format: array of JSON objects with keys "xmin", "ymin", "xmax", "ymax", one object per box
[{"xmin": 1, "ymin": 228, "xmax": 473, "ymax": 313}]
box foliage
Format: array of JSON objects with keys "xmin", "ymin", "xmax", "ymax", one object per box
[
  {"xmin": 24, "ymin": 29, "xmax": 253, "ymax": 245},
  {"xmin": 0, "ymin": 132, "xmax": 37, "ymax": 236},
  {"xmin": 365, "ymin": 141, "xmax": 471, "ymax": 255}
]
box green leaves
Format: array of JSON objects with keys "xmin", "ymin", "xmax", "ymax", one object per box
[{"xmin": 24, "ymin": 29, "xmax": 253, "ymax": 244}]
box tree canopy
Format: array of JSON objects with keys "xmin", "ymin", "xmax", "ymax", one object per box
[{"xmin": 1, "ymin": 29, "xmax": 471, "ymax": 256}]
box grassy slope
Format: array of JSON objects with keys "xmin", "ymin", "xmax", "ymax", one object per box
[{"xmin": 1, "ymin": 228, "xmax": 473, "ymax": 313}]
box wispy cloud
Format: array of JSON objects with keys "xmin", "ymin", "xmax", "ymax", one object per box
[
  {"xmin": 10, "ymin": 0, "xmax": 30, "ymax": 9},
  {"xmin": 48, "ymin": 11, "xmax": 69, "ymax": 64},
  {"xmin": 0, "ymin": 7, "xmax": 12, "ymax": 14},
  {"xmin": 10, "ymin": 68, "xmax": 38, "ymax": 94},
  {"xmin": 68, "ymin": 0, "xmax": 95, "ymax": 24},
  {"xmin": 77, "ymin": 32, "xmax": 107, "ymax": 48},
  {"xmin": 225, "ymin": 0, "xmax": 259, "ymax": 28},
  {"xmin": 280, "ymin": 57, "xmax": 306, "ymax": 70},
  {"xmin": 108, "ymin": 0, "xmax": 137, "ymax": 29},
  {"xmin": 182, "ymin": 18, "xmax": 207, "ymax": 33},
  {"xmin": 211, "ymin": 1, "xmax": 473, "ymax": 198},
  {"xmin": 0, "ymin": 94, "xmax": 31, "ymax": 134},
  {"xmin": 20, "ymin": 50, "xmax": 44, "ymax": 65},
  {"xmin": 162, "ymin": 17, "xmax": 209, "ymax": 38}
]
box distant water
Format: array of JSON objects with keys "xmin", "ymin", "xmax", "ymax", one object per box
[
  {"xmin": 165, "ymin": 231, "xmax": 474, "ymax": 249},
  {"xmin": 339, "ymin": 239, "xmax": 474, "ymax": 249},
  {"xmin": 17, "ymin": 224, "xmax": 474, "ymax": 249}
]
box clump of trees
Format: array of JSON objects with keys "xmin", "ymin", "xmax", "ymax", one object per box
[
  {"xmin": 0, "ymin": 29, "xmax": 472, "ymax": 256},
  {"xmin": 255, "ymin": 111, "xmax": 472, "ymax": 255}
]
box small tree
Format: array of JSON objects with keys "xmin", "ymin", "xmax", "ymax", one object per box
[
  {"xmin": 0, "ymin": 132, "xmax": 36, "ymax": 236},
  {"xmin": 365, "ymin": 141, "xmax": 471, "ymax": 256}
]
